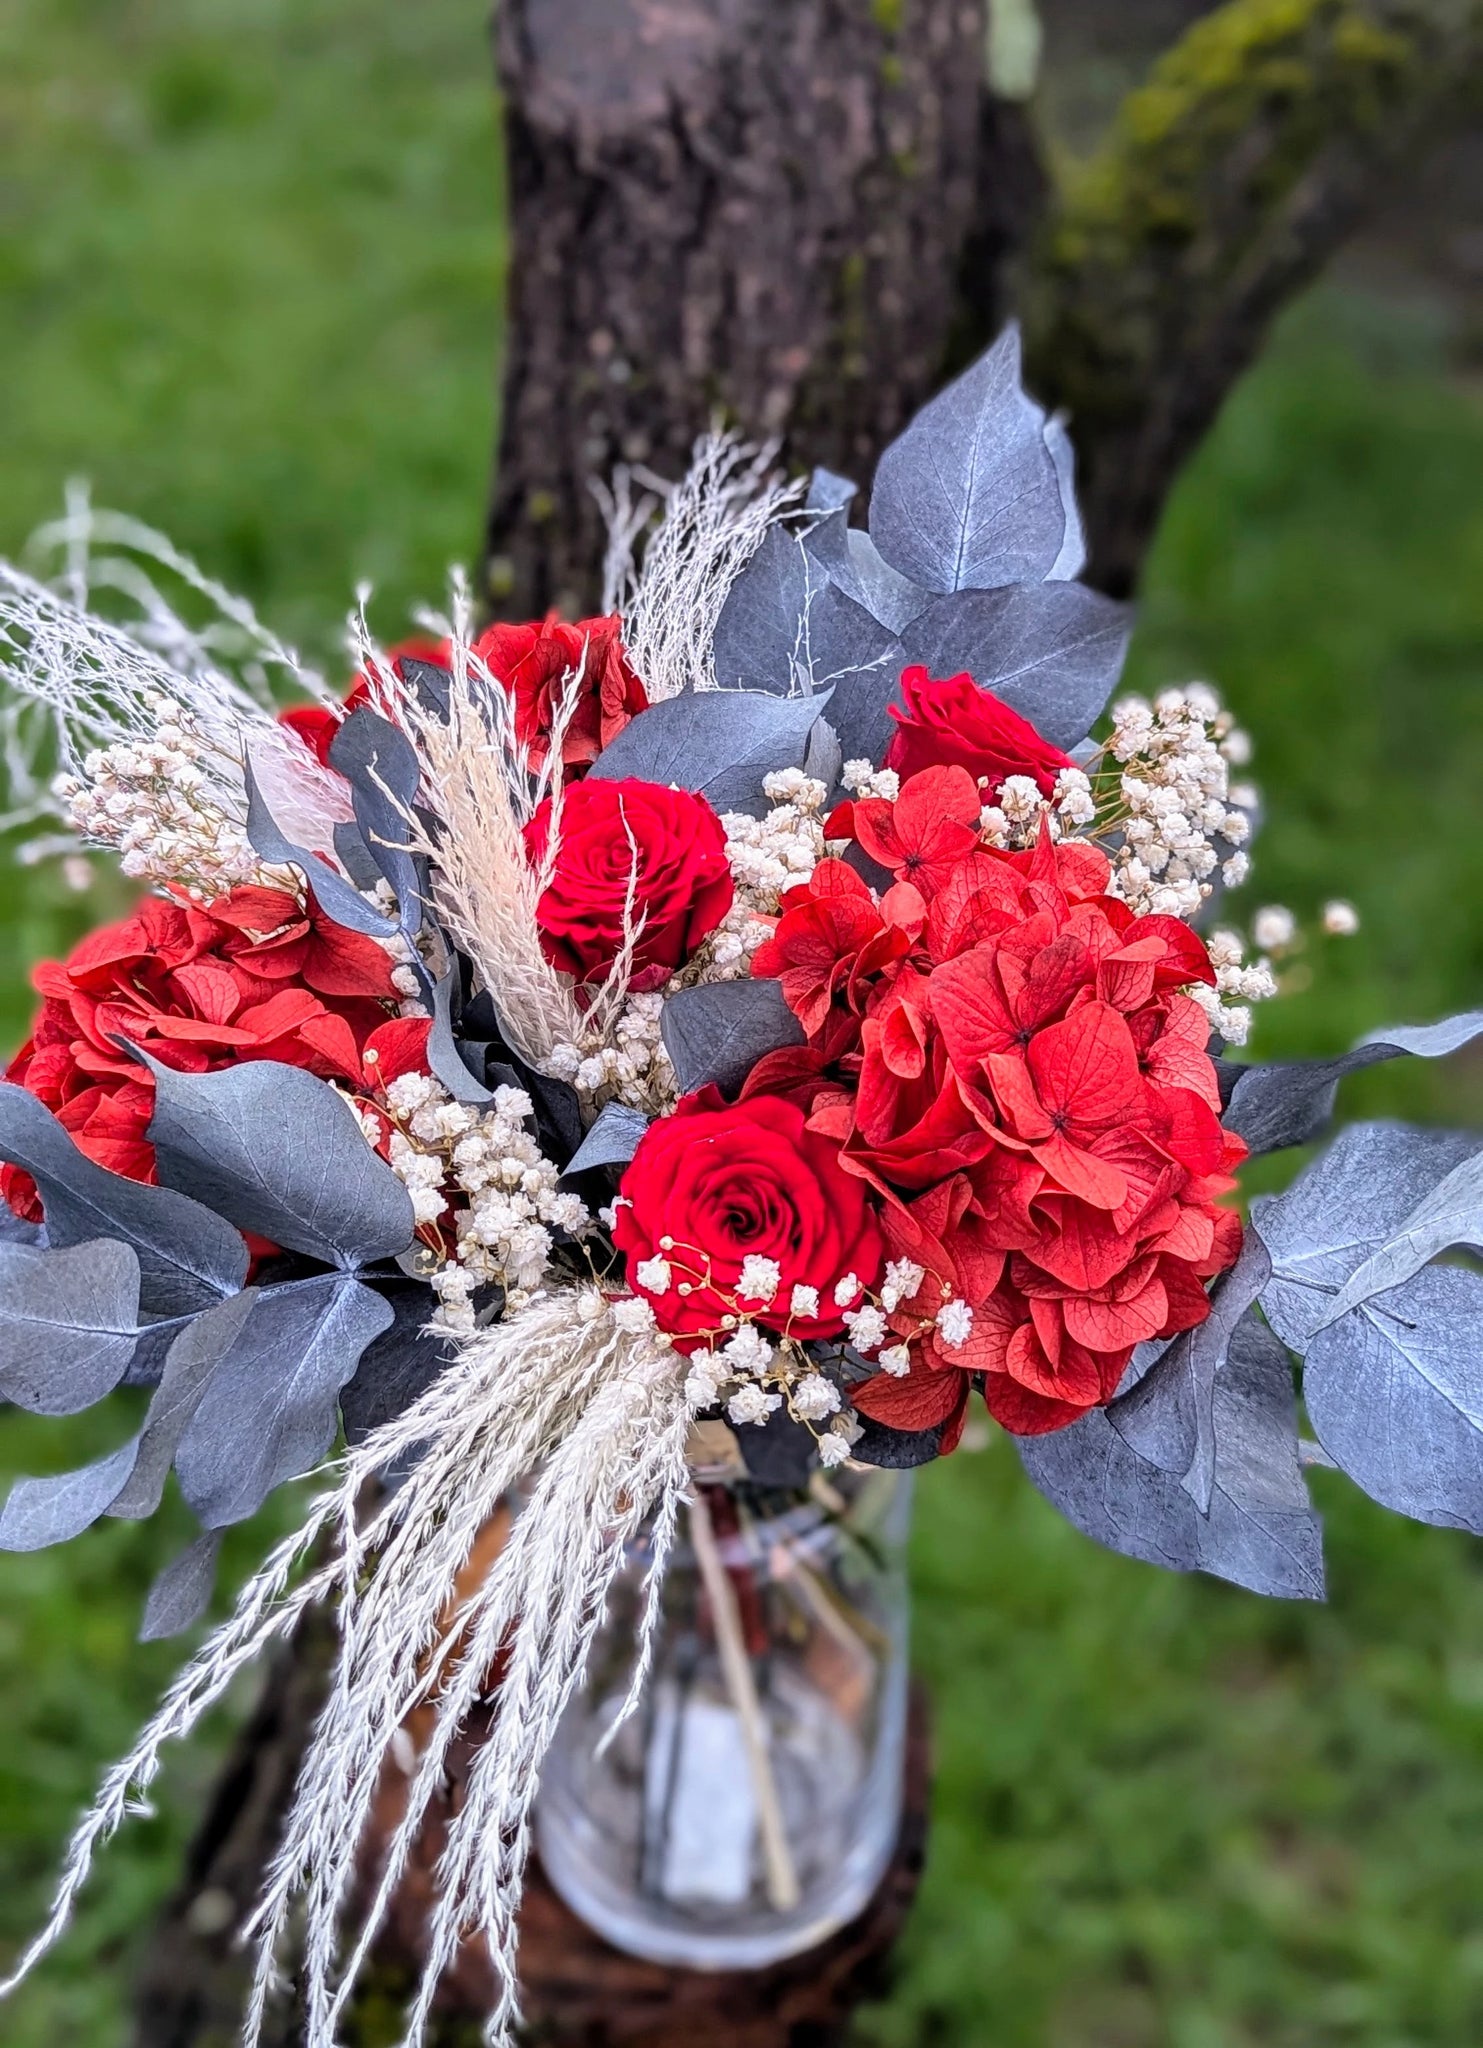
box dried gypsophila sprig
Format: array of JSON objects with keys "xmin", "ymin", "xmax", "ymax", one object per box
[
  {"xmin": 629, "ymin": 1245, "xmax": 968, "ymax": 1471},
  {"xmin": 361, "ymin": 1068, "xmax": 593, "ymax": 1320},
  {"xmin": 0, "ymin": 489, "xmax": 335, "ymax": 850},
  {"xmin": 0, "ymin": 562, "xmax": 354, "ymax": 899},
  {"xmin": 1078, "ymin": 683, "xmax": 1258, "ymax": 916},
  {"xmin": 49, "ymin": 698, "xmax": 311, "ymax": 901}
]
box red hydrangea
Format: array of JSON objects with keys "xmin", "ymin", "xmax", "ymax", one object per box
[
  {"xmin": 751, "ymin": 765, "xmax": 1245, "ymax": 1441},
  {"xmin": 614, "ymin": 1088, "xmax": 885, "ymax": 1348},
  {"xmin": 1, "ymin": 888, "xmax": 425, "ymax": 1220},
  {"xmin": 883, "ymin": 665, "xmax": 1074, "ymax": 796},
  {"xmin": 524, "ymin": 778, "xmax": 734, "ymax": 989}
]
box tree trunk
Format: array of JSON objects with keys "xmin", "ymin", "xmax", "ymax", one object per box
[
  {"xmin": 484, "ymin": 0, "xmax": 1027, "ymax": 620},
  {"xmin": 1022, "ymin": 0, "xmax": 1483, "ymax": 595}
]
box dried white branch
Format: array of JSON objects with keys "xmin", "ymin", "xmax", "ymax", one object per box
[
  {"xmin": 592, "ymin": 465, "xmax": 660, "ymax": 618},
  {"xmin": 5, "ymin": 1291, "xmax": 688, "ymax": 2048},
  {"xmin": 29, "ymin": 486, "xmax": 328, "ymax": 705},
  {"xmin": 615, "ymin": 430, "xmax": 804, "ymax": 701}
]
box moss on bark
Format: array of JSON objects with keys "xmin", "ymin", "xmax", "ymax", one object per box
[{"xmin": 1022, "ymin": 0, "xmax": 1483, "ymax": 591}]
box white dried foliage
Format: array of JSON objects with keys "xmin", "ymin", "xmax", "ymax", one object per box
[
  {"xmin": 367, "ymin": 577, "xmax": 586, "ymax": 1068},
  {"xmin": 0, "ymin": 495, "xmax": 350, "ymax": 882},
  {"xmin": 592, "ymin": 464, "xmax": 660, "ymax": 619},
  {"xmin": 368, "ymin": 578, "xmax": 658, "ymax": 1069},
  {"xmin": 4, "ymin": 1293, "xmax": 689, "ymax": 2048},
  {"xmin": 606, "ymin": 430, "xmax": 804, "ymax": 701}
]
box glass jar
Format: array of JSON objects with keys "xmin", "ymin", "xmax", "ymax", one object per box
[{"xmin": 534, "ymin": 1452, "xmax": 913, "ymax": 1970}]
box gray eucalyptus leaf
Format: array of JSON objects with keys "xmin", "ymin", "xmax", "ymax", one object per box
[
  {"xmin": 0, "ymin": 1237, "xmax": 140, "ymax": 1415},
  {"xmin": 840, "ymin": 528, "xmax": 935, "ymax": 634},
  {"xmin": 852, "ymin": 1413, "xmax": 946, "ymax": 1469},
  {"xmin": 805, "ymin": 468, "xmax": 857, "ymax": 514},
  {"xmin": 331, "ymin": 819, "xmax": 384, "ymax": 892},
  {"xmin": 0, "ymin": 1435, "xmax": 141, "ymax": 1552},
  {"xmin": 802, "ymin": 583, "xmax": 902, "ymax": 692},
  {"xmin": 244, "ymin": 751, "xmax": 397, "ymax": 939},
  {"xmin": 396, "ymin": 655, "xmax": 451, "ymax": 722},
  {"xmin": 822, "ymin": 667, "xmax": 907, "ymax": 771},
  {"xmin": 1224, "ymin": 1009, "xmax": 1483, "ymax": 1155},
  {"xmin": 109, "ymin": 1290, "xmax": 261, "ymax": 1521},
  {"xmin": 869, "ymin": 325, "xmax": 1067, "ymax": 593},
  {"xmin": 175, "ymin": 1274, "xmax": 393, "ymax": 1528},
  {"xmin": 588, "ymin": 687, "xmax": 834, "ymax": 820},
  {"xmin": 563, "ymin": 1101, "xmax": 650, "ymax": 1178},
  {"xmin": 898, "ymin": 581, "xmax": 1131, "ymax": 750},
  {"xmin": 1107, "ymin": 1229, "xmax": 1272, "ymax": 1513},
  {"xmin": 139, "ymin": 1527, "xmax": 223, "ymax": 1641},
  {"xmin": 1019, "ymin": 1314, "xmax": 1323, "ymax": 1599},
  {"xmin": 660, "ymin": 978, "xmax": 805, "ymax": 1097},
  {"xmin": 0, "ymin": 1206, "xmax": 42, "ymax": 1246},
  {"xmin": 1317, "ymin": 1145, "xmax": 1483, "ymax": 1327},
  {"xmin": 141, "ymin": 1054, "xmax": 415, "ymax": 1269},
  {"xmin": 340, "ymin": 1283, "xmax": 453, "ymax": 1447},
  {"xmin": 328, "ymin": 708, "xmax": 427, "ymax": 933},
  {"xmin": 1304, "ymin": 1263, "xmax": 1483, "ymax": 1533},
  {"xmin": 0, "ymin": 1083, "xmax": 248, "ymax": 1317},
  {"xmin": 1254, "ymin": 1121, "xmax": 1481, "ymax": 1352},
  {"xmin": 802, "ymin": 714, "xmax": 843, "ymax": 797},
  {"xmin": 712, "ymin": 524, "xmax": 900, "ymax": 700},
  {"xmin": 711, "ymin": 525, "xmax": 824, "ymax": 694},
  {"xmin": 425, "ymin": 965, "xmax": 495, "ymax": 1105},
  {"xmin": 1043, "ymin": 413, "xmax": 1087, "ymax": 582}
]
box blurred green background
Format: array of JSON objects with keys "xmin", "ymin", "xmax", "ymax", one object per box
[{"xmin": 2, "ymin": 2, "xmax": 1482, "ymax": 2044}]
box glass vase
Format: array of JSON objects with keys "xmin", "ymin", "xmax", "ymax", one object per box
[{"xmin": 534, "ymin": 1448, "xmax": 913, "ymax": 1970}]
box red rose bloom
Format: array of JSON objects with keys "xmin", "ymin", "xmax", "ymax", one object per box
[
  {"xmin": 884, "ymin": 665, "xmax": 1074, "ymax": 796},
  {"xmin": 525, "ymin": 778, "xmax": 734, "ymax": 989},
  {"xmin": 475, "ymin": 613, "xmax": 647, "ymax": 771},
  {"xmin": 614, "ymin": 1088, "xmax": 885, "ymax": 1346},
  {"xmin": 752, "ymin": 777, "xmax": 1244, "ymax": 1439},
  {"xmin": 2, "ymin": 888, "xmax": 417, "ymax": 1221},
  {"xmin": 279, "ymin": 618, "xmax": 646, "ymax": 776}
]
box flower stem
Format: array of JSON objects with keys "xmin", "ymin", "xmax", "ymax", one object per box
[{"xmin": 688, "ymin": 1486, "xmax": 800, "ymax": 1913}]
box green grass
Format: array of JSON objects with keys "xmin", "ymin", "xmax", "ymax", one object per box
[{"xmin": 1, "ymin": 5, "xmax": 1482, "ymax": 2044}]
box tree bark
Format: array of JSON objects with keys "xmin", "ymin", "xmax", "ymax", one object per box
[
  {"xmin": 484, "ymin": 0, "xmax": 1019, "ymax": 620},
  {"xmin": 1023, "ymin": 0, "xmax": 1483, "ymax": 595}
]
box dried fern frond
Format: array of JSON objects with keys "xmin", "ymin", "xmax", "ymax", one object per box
[{"xmin": 613, "ymin": 429, "xmax": 805, "ymax": 701}]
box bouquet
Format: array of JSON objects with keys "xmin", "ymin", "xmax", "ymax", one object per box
[{"xmin": 0, "ymin": 328, "xmax": 1479, "ymax": 2043}]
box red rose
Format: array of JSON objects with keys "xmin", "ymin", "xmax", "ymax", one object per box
[
  {"xmin": 2, "ymin": 888, "xmax": 413, "ymax": 1221},
  {"xmin": 280, "ymin": 619, "xmax": 646, "ymax": 777},
  {"xmin": 614, "ymin": 1088, "xmax": 885, "ymax": 1346},
  {"xmin": 474, "ymin": 613, "xmax": 647, "ymax": 770},
  {"xmin": 884, "ymin": 666, "xmax": 1073, "ymax": 796},
  {"xmin": 524, "ymin": 778, "xmax": 734, "ymax": 989}
]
